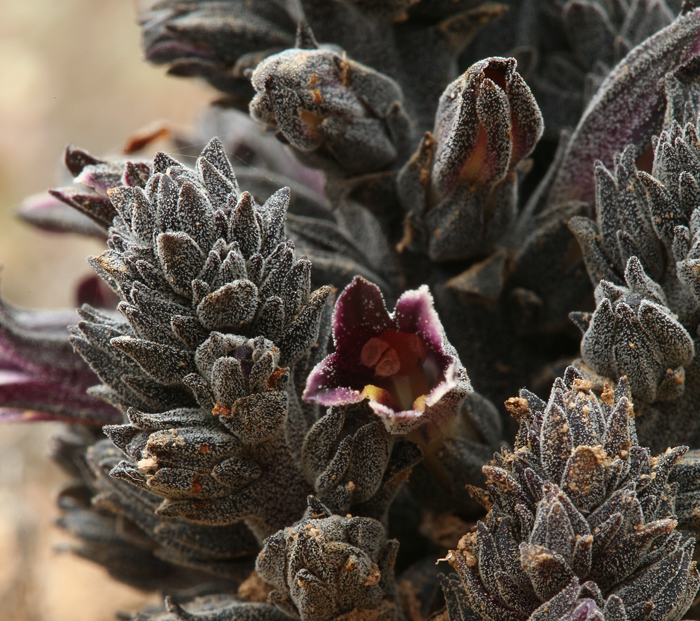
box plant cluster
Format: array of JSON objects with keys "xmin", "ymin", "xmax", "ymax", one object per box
[{"xmin": 2, "ymin": 0, "xmax": 700, "ymax": 619}]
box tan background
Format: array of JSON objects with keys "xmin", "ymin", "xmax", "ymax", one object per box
[{"xmin": 0, "ymin": 1, "xmax": 209, "ymax": 619}]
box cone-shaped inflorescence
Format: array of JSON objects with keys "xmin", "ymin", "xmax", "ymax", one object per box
[
  {"xmin": 71, "ymin": 138, "xmax": 333, "ymax": 540},
  {"xmin": 256, "ymin": 496, "xmax": 401, "ymax": 621},
  {"xmin": 441, "ymin": 367, "xmax": 700, "ymax": 621}
]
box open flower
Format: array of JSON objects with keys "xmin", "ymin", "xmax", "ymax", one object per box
[{"xmin": 303, "ymin": 277, "xmax": 472, "ymax": 435}]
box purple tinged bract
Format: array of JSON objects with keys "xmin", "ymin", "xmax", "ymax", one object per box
[
  {"xmin": 303, "ymin": 276, "xmax": 472, "ymax": 435},
  {"xmin": 0, "ymin": 303, "xmax": 120, "ymax": 424},
  {"xmin": 547, "ymin": 7, "xmax": 700, "ymax": 207}
]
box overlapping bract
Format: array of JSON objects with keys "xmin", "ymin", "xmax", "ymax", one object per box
[
  {"xmin": 301, "ymin": 401, "xmax": 423, "ymax": 519},
  {"xmin": 141, "ymin": 0, "xmax": 507, "ymax": 135},
  {"xmin": 443, "ymin": 367, "xmax": 700, "ymax": 621},
  {"xmin": 69, "ymin": 138, "xmax": 334, "ymax": 538},
  {"xmin": 140, "ymin": 0, "xmax": 296, "ymax": 108}
]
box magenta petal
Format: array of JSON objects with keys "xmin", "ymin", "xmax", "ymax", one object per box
[
  {"xmin": 333, "ymin": 277, "xmax": 393, "ymax": 360},
  {"xmin": 303, "ymin": 353, "xmax": 366, "ymax": 406},
  {"xmin": 393, "ymin": 285, "xmax": 444, "ymax": 353},
  {"xmin": 304, "ymin": 277, "xmax": 473, "ymax": 436}
]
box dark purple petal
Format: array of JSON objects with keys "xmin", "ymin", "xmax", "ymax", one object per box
[
  {"xmin": 393, "ymin": 285, "xmax": 444, "ymax": 353},
  {"xmin": 303, "ymin": 353, "xmax": 366, "ymax": 406},
  {"xmin": 0, "ymin": 369, "xmax": 120, "ymax": 424},
  {"xmin": 332, "ymin": 277, "xmax": 393, "ymax": 360},
  {"xmin": 0, "ymin": 299, "xmax": 95, "ymax": 386}
]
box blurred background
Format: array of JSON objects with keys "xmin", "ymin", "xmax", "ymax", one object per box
[{"xmin": 0, "ymin": 1, "xmax": 210, "ymax": 619}]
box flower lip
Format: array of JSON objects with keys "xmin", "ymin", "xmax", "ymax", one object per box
[{"xmin": 303, "ymin": 277, "xmax": 471, "ymax": 434}]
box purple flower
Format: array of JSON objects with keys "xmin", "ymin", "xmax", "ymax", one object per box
[{"xmin": 303, "ymin": 277, "xmax": 472, "ymax": 435}]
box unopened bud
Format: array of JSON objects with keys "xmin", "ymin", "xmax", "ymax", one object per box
[
  {"xmin": 250, "ymin": 45, "xmax": 410, "ymax": 175},
  {"xmin": 398, "ymin": 57, "xmax": 543, "ymax": 262}
]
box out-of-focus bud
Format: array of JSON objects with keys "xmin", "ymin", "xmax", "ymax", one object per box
[
  {"xmin": 397, "ymin": 57, "xmax": 543, "ymax": 262},
  {"xmin": 140, "ymin": 0, "xmax": 295, "ymax": 107},
  {"xmin": 250, "ymin": 39, "xmax": 411, "ymax": 175},
  {"xmin": 303, "ymin": 276, "xmax": 473, "ymax": 437}
]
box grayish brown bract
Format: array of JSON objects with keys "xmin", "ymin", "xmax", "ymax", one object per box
[{"xmin": 442, "ymin": 367, "xmax": 699, "ymax": 621}]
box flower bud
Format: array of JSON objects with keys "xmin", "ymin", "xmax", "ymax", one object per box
[
  {"xmin": 140, "ymin": 0, "xmax": 295, "ymax": 106},
  {"xmin": 432, "ymin": 57, "xmax": 542, "ymax": 199},
  {"xmin": 256, "ymin": 497, "xmax": 400, "ymax": 621},
  {"xmin": 250, "ymin": 44, "xmax": 411, "ymax": 175},
  {"xmin": 398, "ymin": 57, "xmax": 543, "ymax": 262}
]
